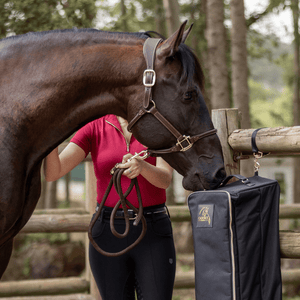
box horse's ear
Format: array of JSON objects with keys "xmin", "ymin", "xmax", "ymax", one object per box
[
  {"xmin": 157, "ymin": 20, "xmax": 188, "ymax": 59},
  {"xmin": 182, "ymin": 23, "xmax": 193, "ymax": 43}
]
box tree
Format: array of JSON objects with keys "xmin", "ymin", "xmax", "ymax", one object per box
[
  {"xmin": 181, "ymin": 0, "xmax": 208, "ymax": 75},
  {"xmin": 246, "ymin": 0, "xmax": 286, "ymax": 27},
  {"xmin": 291, "ymin": 0, "xmax": 300, "ymax": 126},
  {"xmin": 154, "ymin": 0, "xmax": 167, "ymax": 37},
  {"xmin": 206, "ymin": 0, "xmax": 230, "ymax": 109},
  {"xmin": 0, "ymin": 0, "xmax": 98, "ymax": 39},
  {"xmin": 230, "ymin": 0, "xmax": 250, "ymax": 129},
  {"xmin": 120, "ymin": 0, "xmax": 129, "ymax": 32},
  {"xmin": 163, "ymin": 0, "xmax": 180, "ymax": 36},
  {"xmin": 291, "ymin": 0, "xmax": 300, "ymax": 205}
]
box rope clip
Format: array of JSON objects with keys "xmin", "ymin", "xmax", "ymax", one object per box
[
  {"xmin": 253, "ymin": 151, "xmax": 263, "ymax": 173},
  {"xmin": 127, "ymin": 150, "xmax": 150, "ymax": 162}
]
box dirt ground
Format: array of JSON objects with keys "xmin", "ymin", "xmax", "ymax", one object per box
[{"xmin": 172, "ymin": 289, "xmax": 195, "ymax": 300}]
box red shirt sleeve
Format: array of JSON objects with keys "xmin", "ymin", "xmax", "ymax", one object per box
[{"xmin": 70, "ymin": 123, "xmax": 93, "ymax": 157}]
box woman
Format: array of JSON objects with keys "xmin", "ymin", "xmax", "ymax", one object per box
[{"xmin": 44, "ymin": 114, "xmax": 176, "ymax": 300}]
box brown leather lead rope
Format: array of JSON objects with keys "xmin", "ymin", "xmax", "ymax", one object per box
[{"xmin": 88, "ymin": 167, "xmax": 147, "ymax": 257}]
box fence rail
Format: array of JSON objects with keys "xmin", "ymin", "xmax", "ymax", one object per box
[
  {"xmin": 0, "ymin": 296, "xmax": 94, "ymax": 300},
  {"xmin": 228, "ymin": 126, "xmax": 300, "ymax": 154},
  {"xmin": 0, "ymin": 277, "xmax": 89, "ymax": 297}
]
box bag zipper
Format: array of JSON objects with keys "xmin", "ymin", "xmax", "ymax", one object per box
[
  {"xmin": 106, "ymin": 120, "xmax": 131, "ymax": 152},
  {"xmin": 224, "ymin": 190, "xmax": 236, "ymax": 300}
]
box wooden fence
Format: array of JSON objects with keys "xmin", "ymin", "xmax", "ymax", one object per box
[{"xmin": 1, "ymin": 108, "xmax": 300, "ymax": 299}]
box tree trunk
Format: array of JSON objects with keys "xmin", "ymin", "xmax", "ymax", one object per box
[
  {"xmin": 120, "ymin": 0, "xmax": 128, "ymax": 32},
  {"xmin": 65, "ymin": 173, "xmax": 71, "ymax": 206},
  {"xmin": 230, "ymin": 0, "xmax": 250, "ymax": 129},
  {"xmin": 292, "ymin": 0, "xmax": 300, "ymax": 126},
  {"xmin": 163, "ymin": 0, "xmax": 180, "ymax": 36},
  {"xmin": 230, "ymin": 0, "xmax": 252, "ymax": 177},
  {"xmin": 291, "ymin": 0, "xmax": 300, "ymax": 204},
  {"xmin": 45, "ymin": 181, "xmax": 57, "ymax": 209},
  {"xmin": 190, "ymin": 0, "xmax": 198, "ymax": 51},
  {"xmin": 155, "ymin": 0, "xmax": 167, "ymax": 37},
  {"xmin": 206, "ymin": 0, "xmax": 230, "ymax": 109}
]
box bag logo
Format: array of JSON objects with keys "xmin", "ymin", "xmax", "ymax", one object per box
[{"xmin": 197, "ymin": 204, "xmax": 214, "ymax": 228}]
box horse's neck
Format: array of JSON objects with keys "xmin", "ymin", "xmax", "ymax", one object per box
[
  {"xmin": 1, "ymin": 34, "xmax": 145, "ymax": 165},
  {"xmin": 39, "ymin": 41, "xmax": 143, "ymax": 144}
]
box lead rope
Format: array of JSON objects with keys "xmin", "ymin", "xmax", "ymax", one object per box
[{"xmin": 88, "ymin": 165, "xmax": 147, "ymax": 257}]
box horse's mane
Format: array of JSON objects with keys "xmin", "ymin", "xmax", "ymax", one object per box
[{"xmin": 0, "ymin": 28, "xmax": 150, "ymax": 43}]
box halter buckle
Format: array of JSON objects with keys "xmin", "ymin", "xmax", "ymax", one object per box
[
  {"xmin": 143, "ymin": 69, "xmax": 156, "ymax": 87},
  {"xmin": 177, "ymin": 135, "xmax": 193, "ymax": 152}
]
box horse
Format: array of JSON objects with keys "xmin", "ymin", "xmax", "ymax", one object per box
[{"xmin": 0, "ymin": 21, "xmax": 226, "ymax": 278}]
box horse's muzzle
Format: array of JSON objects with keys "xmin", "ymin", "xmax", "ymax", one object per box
[{"xmin": 182, "ymin": 166, "xmax": 226, "ymax": 191}]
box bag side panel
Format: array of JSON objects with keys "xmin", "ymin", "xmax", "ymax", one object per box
[
  {"xmin": 260, "ymin": 182, "xmax": 282, "ymax": 299},
  {"xmin": 229, "ymin": 179, "xmax": 282, "ymax": 300},
  {"xmin": 233, "ymin": 188, "xmax": 263, "ymax": 299},
  {"xmin": 188, "ymin": 191, "xmax": 234, "ymax": 300}
]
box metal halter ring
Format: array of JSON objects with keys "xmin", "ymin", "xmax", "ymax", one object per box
[{"xmin": 146, "ymin": 100, "xmax": 156, "ymax": 113}]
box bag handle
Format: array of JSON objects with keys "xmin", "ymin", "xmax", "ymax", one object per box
[{"xmin": 219, "ymin": 174, "xmax": 248, "ymax": 187}]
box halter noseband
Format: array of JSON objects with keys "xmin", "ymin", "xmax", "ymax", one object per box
[{"xmin": 127, "ymin": 38, "xmax": 217, "ymax": 157}]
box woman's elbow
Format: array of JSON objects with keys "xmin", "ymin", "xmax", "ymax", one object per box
[
  {"xmin": 44, "ymin": 173, "xmax": 58, "ymax": 182},
  {"xmin": 162, "ymin": 173, "xmax": 173, "ymax": 190}
]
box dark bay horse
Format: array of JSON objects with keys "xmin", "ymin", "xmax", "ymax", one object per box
[{"xmin": 0, "ymin": 21, "xmax": 225, "ymax": 277}]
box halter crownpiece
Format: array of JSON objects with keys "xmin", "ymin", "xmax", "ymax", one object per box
[{"xmin": 127, "ymin": 37, "xmax": 218, "ymax": 157}]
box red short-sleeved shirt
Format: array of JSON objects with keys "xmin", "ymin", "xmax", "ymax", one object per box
[{"xmin": 70, "ymin": 115, "xmax": 166, "ymax": 208}]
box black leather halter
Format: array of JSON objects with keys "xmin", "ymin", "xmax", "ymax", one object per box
[{"xmin": 127, "ymin": 38, "xmax": 217, "ymax": 157}]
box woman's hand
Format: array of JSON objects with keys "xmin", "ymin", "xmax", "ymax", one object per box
[
  {"xmin": 117, "ymin": 154, "xmax": 173, "ymax": 189},
  {"xmin": 117, "ymin": 153, "xmax": 144, "ymax": 179}
]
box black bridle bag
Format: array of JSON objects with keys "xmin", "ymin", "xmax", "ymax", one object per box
[{"xmin": 188, "ymin": 129, "xmax": 282, "ymax": 300}]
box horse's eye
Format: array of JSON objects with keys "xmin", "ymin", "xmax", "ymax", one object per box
[{"xmin": 184, "ymin": 91, "xmax": 194, "ymax": 101}]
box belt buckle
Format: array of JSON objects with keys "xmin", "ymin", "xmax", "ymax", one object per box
[{"xmin": 129, "ymin": 212, "xmax": 137, "ymax": 221}]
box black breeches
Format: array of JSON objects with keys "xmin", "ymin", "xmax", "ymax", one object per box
[{"xmin": 89, "ymin": 209, "xmax": 176, "ymax": 300}]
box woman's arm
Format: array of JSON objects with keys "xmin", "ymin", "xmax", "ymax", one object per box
[
  {"xmin": 44, "ymin": 142, "xmax": 86, "ymax": 182},
  {"xmin": 118, "ymin": 154, "xmax": 173, "ymax": 190}
]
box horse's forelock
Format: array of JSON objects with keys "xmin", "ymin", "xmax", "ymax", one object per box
[{"xmin": 177, "ymin": 44, "xmax": 205, "ymax": 92}]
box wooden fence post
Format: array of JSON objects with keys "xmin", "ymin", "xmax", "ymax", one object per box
[
  {"xmin": 212, "ymin": 108, "xmax": 241, "ymax": 176},
  {"xmin": 85, "ymin": 161, "xmax": 102, "ymax": 300}
]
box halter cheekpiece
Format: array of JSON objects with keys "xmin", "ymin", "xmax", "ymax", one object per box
[{"xmin": 127, "ymin": 38, "xmax": 217, "ymax": 157}]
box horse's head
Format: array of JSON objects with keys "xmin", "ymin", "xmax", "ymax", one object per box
[{"xmin": 127, "ymin": 21, "xmax": 226, "ymax": 191}]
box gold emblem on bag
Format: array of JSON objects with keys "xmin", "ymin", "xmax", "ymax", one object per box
[
  {"xmin": 198, "ymin": 207, "xmax": 211, "ymax": 225},
  {"xmin": 197, "ymin": 204, "xmax": 214, "ymax": 228}
]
